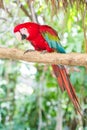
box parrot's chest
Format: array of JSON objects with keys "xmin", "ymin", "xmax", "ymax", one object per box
[{"xmin": 31, "ymin": 34, "xmax": 47, "ymax": 51}]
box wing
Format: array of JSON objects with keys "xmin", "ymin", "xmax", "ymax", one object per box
[{"xmin": 40, "ymin": 25, "xmax": 65, "ymax": 53}]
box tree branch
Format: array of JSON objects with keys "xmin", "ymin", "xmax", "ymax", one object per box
[
  {"xmin": 0, "ymin": 0, "xmax": 4, "ymax": 9},
  {"xmin": 20, "ymin": 4, "xmax": 32, "ymax": 19},
  {"xmin": 27, "ymin": 0, "xmax": 38, "ymax": 23},
  {"xmin": 0, "ymin": 47, "xmax": 87, "ymax": 67}
]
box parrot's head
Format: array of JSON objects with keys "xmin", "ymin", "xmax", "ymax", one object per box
[{"xmin": 14, "ymin": 22, "xmax": 39, "ymax": 41}]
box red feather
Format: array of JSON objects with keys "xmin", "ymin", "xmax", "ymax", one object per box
[{"xmin": 52, "ymin": 65, "xmax": 81, "ymax": 114}]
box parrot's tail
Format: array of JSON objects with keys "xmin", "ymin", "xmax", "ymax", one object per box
[{"xmin": 52, "ymin": 64, "xmax": 81, "ymax": 115}]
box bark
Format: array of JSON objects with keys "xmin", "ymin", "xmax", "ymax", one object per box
[
  {"xmin": 0, "ymin": 0, "xmax": 4, "ymax": 9},
  {"xmin": 0, "ymin": 47, "xmax": 87, "ymax": 67}
]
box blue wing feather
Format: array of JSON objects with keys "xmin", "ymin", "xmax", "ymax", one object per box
[{"xmin": 44, "ymin": 33, "xmax": 66, "ymax": 53}]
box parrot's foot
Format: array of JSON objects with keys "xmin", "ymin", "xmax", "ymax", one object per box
[
  {"xmin": 24, "ymin": 49, "xmax": 35, "ymax": 54},
  {"xmin": 41, "ymin": 50, "xmax": 48, "ymax": 54}
]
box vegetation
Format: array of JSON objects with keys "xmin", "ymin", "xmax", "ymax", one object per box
[{"xmin": 0, "ymin": 0, "xmax": 87, "ymax": 130}]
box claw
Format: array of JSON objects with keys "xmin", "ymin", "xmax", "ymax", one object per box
[
  {"xmin": 24, "ymin": 49, "xmax": 35, "ymax": 54},
  {"xmin": 41, "ymin": 50, "xmax": 48, "ymax": 54}
]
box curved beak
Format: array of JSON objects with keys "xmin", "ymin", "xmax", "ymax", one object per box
[
  {"xmin": 21, "ymin": 34, "xmax": 27, "ymax": 40},
  {"xmin": 15, "ymin": 32, "xmax": 22, "ymax": 41},
  {"xmin": 15, "ymin": 32, "xmax": 27, "ymax": 41}
]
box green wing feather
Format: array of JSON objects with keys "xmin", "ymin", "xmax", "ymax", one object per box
[{"xmin": 42, "ymin": 32, "xmax": 65, "ymax": 53}]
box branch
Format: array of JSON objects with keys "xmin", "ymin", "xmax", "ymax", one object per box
[
  {"xmin": 20, "ymin": 3, "xmax": 32, "ymax": 20},
  {"xmin": 0, "ymin": 47, "xmax": 87, "ymax": 67},
  {"xmin": 0, "ymin": 0, "xmax": 4, "ymax": 9},
  {"xmin": 14, "ymin": 0, "xmax": 32, "ymax": 20},
  {"xmin": 27, "ymin": 0, "xmax": 38, "ymax": 23}
]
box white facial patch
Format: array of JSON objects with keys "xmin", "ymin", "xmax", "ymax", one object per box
[
  {"xmin": 15, "ymin": 32, "xmax": 22, "ymax": 41},
  {"xmin": 20, "ymin": 28, "xmax": 29, "ymax": 38}
]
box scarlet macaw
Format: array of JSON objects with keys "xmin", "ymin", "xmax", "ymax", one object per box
[{"xmin": 14, "ymin": 22, "xmax": 81, "ymax": 114}]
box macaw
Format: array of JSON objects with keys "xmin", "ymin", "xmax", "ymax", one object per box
[{"xmin": 14, "ymin": 22, "xmax": 81, "ymax": 114}]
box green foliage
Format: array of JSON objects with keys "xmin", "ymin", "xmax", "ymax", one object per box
[{"xmin": 0, "ymin": 0, "xmax": 87, "ymax": 130}]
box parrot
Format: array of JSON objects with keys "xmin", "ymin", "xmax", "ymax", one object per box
[{"xmin": 14, "ymin": 22, "xmax": 81, "ymax": 114}]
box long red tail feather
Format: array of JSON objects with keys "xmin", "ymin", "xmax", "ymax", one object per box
[{"xmin": 52, "ymin": 65, "xmax": 81, "ymax": 114}]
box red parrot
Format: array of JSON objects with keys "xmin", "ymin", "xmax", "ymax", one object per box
[{"xmin": 14, "ymin": 22, "xmax": 81, "ymax": 114}]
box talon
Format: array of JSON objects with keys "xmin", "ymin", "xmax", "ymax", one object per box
[
  {"xmin": 41, "ymin": 50, "xmax": 48, "ymax": 54},
  {"xmin": 24, "ymin": 49, "xmax": 35, "ymax": 54}
]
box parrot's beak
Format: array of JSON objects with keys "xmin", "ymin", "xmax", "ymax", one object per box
[
  {"xmin": 15, "ymin": 32, "xmax": 27, "ymax": 41},
  {"xmin": 15, "ymin": 32, "xmax": 22, "ymax": 41},
  {"xmin": 21, "ymin": 34, "xmax": 27, "ymax": 40}
]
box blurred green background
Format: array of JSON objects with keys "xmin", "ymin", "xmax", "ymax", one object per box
[{"xmin": 0, "ymin": 0, "xmax": 87, "ymax": 130}]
